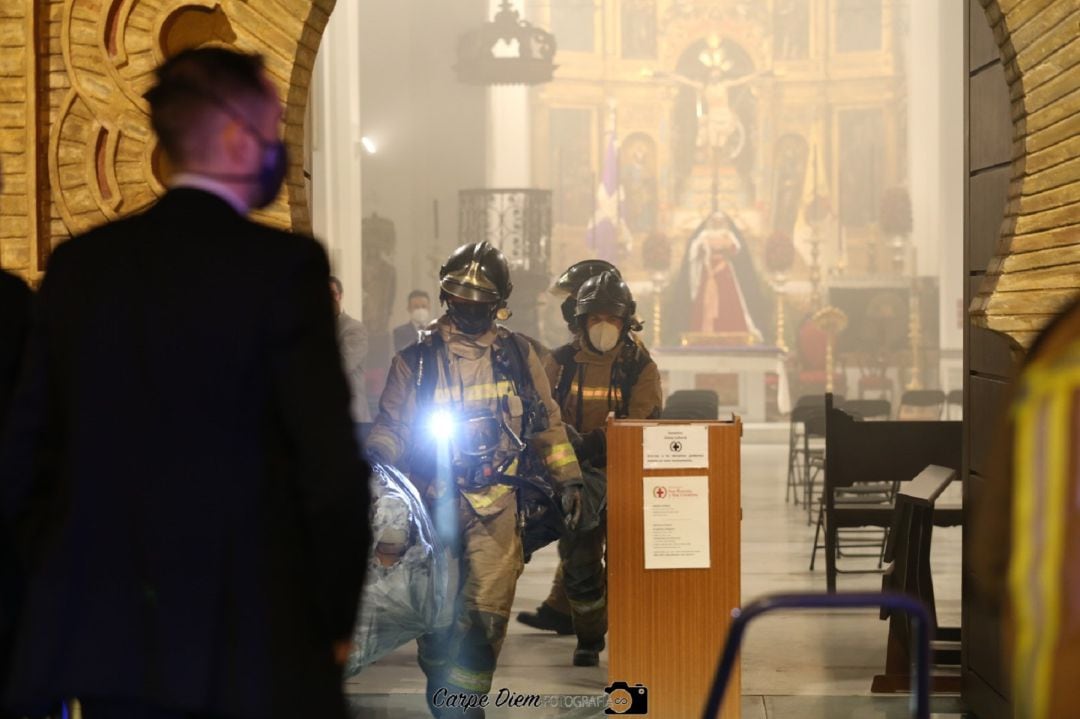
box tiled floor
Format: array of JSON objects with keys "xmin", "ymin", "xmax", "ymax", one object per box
[{"xmin": 347, "ymin": 440, "xmax": 966, "ymax": 718}]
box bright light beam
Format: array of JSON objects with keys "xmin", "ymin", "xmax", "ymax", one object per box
[{"xmin": 361, "ymin": 136, "xmax": 378, "ymax": 155}]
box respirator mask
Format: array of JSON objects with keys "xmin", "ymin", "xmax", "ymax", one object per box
[
  {"xmin": 447, "ymin": 301, "xmax": 497, "ymax": 336},
  {"xmin": 587, "ymin": 322, "xmax": 621, "ymax": 353}
]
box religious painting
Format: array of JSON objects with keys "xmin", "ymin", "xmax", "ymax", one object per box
[
  {"xmin": 621, "ymin": 0, "xmax": 658, "ymax": 60},
  {"xmin": 550, "ymin": 108, "xmax": 594, "ymax": 226},
  {"xmin": 620, "ymin": 133, "xmax": 659, "ymax": 234},
  {"xmin": 837, "ymin": 108, "xmax": 883, "ymax": 228},
  {"xmin": 551, "ymin": 0, "xmax": 595, "ymax": 53},
  {"xmin": 836, "ymin": 0, "xmax": 883, "ymax": 53},
  {"xmin": 773, "ymin": 0, "xmax": 810, "ymax": 61}
]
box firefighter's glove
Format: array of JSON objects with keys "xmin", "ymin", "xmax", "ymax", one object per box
[{"xmin": 560, "ymin": 483, "xmax": 585, "ymax": 532}]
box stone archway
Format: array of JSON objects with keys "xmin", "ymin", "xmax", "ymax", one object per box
[
  {"xmin": 970, "ymin": 0, "xmax": 1080, "ymax": 347},
  {"xmin": 0, "ymin": 0, "xmax": 336, "ymax": 279}
]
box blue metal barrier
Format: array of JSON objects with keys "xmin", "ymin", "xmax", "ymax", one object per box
[{"xmin": 701, "ymin": 592, "xmax": 932, "ymax": 719}]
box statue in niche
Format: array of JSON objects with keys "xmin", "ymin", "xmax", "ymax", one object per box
[
  {"xmin": 677, "ymin": 37, "xmax": 762, "ymax": 161},
  {"xmin": 663, "ymin": 211, "xmax": 769, "ymax": 346},
  {"xmin": 668, "ymin": 36, "xmax": 762, "ymax": 203},
  {"xmin": 620, "ymin": 133, "xmax": 659, "ymax": 234}
]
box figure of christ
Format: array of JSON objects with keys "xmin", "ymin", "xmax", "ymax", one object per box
[
  {"xmin": 688, "ymin": 215, "xmax": 764, "ymax": 343},
  {"xmin": 661, "ymin": 57, "xmax": 760, "ymax": 161}
]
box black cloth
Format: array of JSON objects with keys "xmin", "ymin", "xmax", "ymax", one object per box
[
  {"xmin": 0, "ymin": 269, "xmax": 30, "ymax": 719},
  {"xmin": 392, "ymin": 321, "xmax": 420, "ymax": 354},
  {"xmin": 0, "ymin": 189, "xmax": 370, "ymax": 719},
  {"xmin": 79, "ymin": 697, "xmax": 224, "ymax": 719},
  {"xmin": 0, "ymin": 270, "xmax": 30, "ymax": 425}
]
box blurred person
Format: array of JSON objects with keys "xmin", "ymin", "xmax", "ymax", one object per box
[
  {"xmin": 0, "ymin": 47, "xmax": 369, "ymax": 719},
  {"xmin": 0, "ymin": 268, "xmax": 30, "ymax": 718},
  {"xmin": 975, "ymin": 299, "xmax": 1080, "ymax": 719},
  {"xmin": 517, "ymin": 271, "xmax": 662, "ymax": 666},
  {"xmin": 393, "ymin": 288, "xmax": 432, "ymax": 352},
  {"xmin": 367, "ymin": 241, "xmax": 584, "ymax": 718},
  {"xmin": 0, "ymin": 270, "xmax": 30, "ymax": 426},
  {"xmin": 330, "ymin": 275, "xmax": 372, "ymax": 423}
]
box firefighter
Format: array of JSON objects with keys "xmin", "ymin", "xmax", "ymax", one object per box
[
  {"xmin": 548, "ymin": 259, "xmax": 621, "ymax": 336},
  {"xmin": 366, "ymin": 241, "xmax": 584, "ymax": 718},
  {"xmin": 519, "ymin": 270, "xmax": 663, "ymax": 666}
]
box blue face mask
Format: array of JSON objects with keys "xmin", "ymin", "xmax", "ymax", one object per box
[
  {"xmin": 193, "ymin": 87, "xmax": 288, "ymax": 209},
  {"xmin": 250, "ymin": 135, "xmax": 288, "ymax": 209}
]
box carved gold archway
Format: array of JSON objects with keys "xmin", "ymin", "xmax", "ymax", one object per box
[
  {"xmin": 970, "ymin": 0, "xmax": 1080, "ymax": 347},
  {"xmin": 0, "ymin": 0, "xmax": 335, "ymax": 279}
]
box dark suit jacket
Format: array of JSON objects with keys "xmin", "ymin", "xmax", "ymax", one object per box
[
  {"xmin": 0, "ymin": 189, "xmax": 370, "ymax": 719},
  {"xmin": 0, "ymin": 269, "xmax": 30, "ymax": 714},
  {"xmin": 392, "ymin": 321, "xmax": 420, "ymax": 354},
  {"xmin": 0, "ymin": 270, "xmax": 30, "ymax": 426}
]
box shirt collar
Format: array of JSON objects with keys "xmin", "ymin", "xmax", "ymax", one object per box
[{"xmin": 170, "ymin": 173, "xmax": 250, "ymax": 216}]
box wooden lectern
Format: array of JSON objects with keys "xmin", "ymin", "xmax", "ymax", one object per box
[{"xmin": 607, "ymin": 417, "xmax": 742, "ymax": 719}]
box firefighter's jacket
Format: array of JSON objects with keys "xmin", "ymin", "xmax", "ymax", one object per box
[
  {"xmin": 543, "ymin": 336, "xmax": 663, "ymax": 435},
  {"xmin": 367, "ymin": 316, "xmax": 583, "ymax": 516}
]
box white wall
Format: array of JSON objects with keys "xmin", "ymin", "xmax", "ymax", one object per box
[
  {"xmin": 310, "ymin": 0, "xmax": 364, "ymax": 318},
  {"xmin": 907, "ymin": 0, "xmax": 966, "ymax": 352}
]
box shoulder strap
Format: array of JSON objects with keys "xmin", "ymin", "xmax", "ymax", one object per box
[
  {"xmin": 614, "ymin": 339, "xmax": 651, "ymax": 418},
  {"xmin": 552, "ymin": 343, "xmax": 578, "ymax": 409},
  {"xmin": 403, "ymin": 330, "xmax": 442, "ymax": 409}
]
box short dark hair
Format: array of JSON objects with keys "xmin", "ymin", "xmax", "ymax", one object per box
[
  {"xmin": 407, "ymin": 289, "xmax": 430, "ymax": 303},
  {"xmin": 329, "ymin": 276, "xmax": 343, "ymax": 294},
  {"xmin": 145, "ymin": 47, "xmax": 269, "ymax": 165}
]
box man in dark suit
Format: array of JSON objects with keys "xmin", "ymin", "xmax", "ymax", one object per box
[
  {"xmin": 0, "ymin": 268, "xmax": 30, "ymax": 718},
  {"xmin": 0, "ymin": 269, "xmax": 30, "ymax": 425},
  {"xmin": 392, "ymin": 289, "xmax": 431, "ymax": 353},
  {"xmin": 0, "ymin": 48, "xmax": 370, "ymax": 719}
]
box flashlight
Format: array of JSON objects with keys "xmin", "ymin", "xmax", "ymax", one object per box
[{"xmin": 427, "ymin": 410, "xmax": 456, "ymax": 442}]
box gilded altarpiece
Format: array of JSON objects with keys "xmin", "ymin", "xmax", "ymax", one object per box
[{"xmin": 0, "ymin": 0, "xmax": 333, "ymax": 282}]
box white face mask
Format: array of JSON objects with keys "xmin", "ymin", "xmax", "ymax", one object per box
[
  {"xmin": 587, "ymin": 322, "xmax": 620, "ymax": 353},
  {"xmin": 410, "ymin": 307, "xmax": 431, "ymax": 326}
]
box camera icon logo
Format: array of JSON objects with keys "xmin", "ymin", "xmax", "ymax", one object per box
[{"xmin": 604, "ymin": 681, "xmax": 648, "ymax": 715}]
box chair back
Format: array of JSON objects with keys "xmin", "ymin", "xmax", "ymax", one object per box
[
  {"xmin": 839, "ymin": 398, "xmax": 892, "ymax": 421},
  {"xmin": 662, "ymin": 389, "xmax": 720, "ymax": 420},
  {"xmin": 897, "ymin": 389, "xmax": 946, "ymax": 420}
]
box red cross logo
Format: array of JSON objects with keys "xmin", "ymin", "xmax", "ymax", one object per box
[{"xmin": 653, "ymin": 486, "xmax": 667, "ymax": 499}]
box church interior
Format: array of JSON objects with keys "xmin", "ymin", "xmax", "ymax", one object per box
[{"xmin": 2, "ymin": 0, "xmax": 1079, "ymax": 717}]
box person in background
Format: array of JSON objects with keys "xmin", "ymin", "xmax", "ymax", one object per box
[
  {"xmin": 331, "ymin": 275, "xmax": 372, "ymax": 424},
  {"xmin": 975, "ymin": 299, "xmax": 1080, "ymax": 719},
  {"xmin": 518, "ymin": 271, "xmax": 662, "ymax": 667},
  {"xmin": 0, "ymin": 47, "xmax": 369, "ymax": 719},
  {"xmin": 393, "ymin": 289, "xmax": 432, "ymax": 352}
]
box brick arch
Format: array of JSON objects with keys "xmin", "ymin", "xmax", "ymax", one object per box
[{"xmin": 970, "ymin": 0, "xmax": 1080, "ymax": 347}]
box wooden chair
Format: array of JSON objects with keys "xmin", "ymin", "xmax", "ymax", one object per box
[
  {"xmin": 872, "ymin": 465, "xmax": 963, "ymax": 694},
  {"xmin": 814, "ymin": 394, "xmax": 961, "ymax": 592}
]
